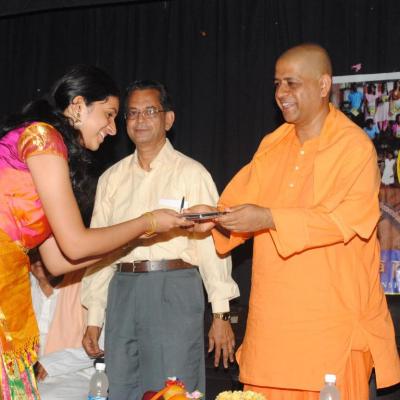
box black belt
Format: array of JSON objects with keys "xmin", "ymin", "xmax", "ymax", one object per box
[{"xmin": 116, "ymin": 259, "xmax": 195, "ymax": 273}]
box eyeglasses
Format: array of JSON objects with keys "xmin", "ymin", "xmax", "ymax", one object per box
[{"xmin": 125, "ymin": 107, "xmax": 165, "ymax": 120}]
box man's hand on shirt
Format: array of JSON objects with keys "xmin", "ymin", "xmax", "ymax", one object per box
[
  {"xmin": 82, "ymin": 325, "xmax": 104, "ymax": 358},
  {"xmin": 34, "ymin": 362, "xmax": 48, "ymax": 381},
  {"xmin": 217, "ymin": 204, "xmax": 274, "ymax": 232},
  {"xmin": 208, "ymin": 318, "xmax": 235, "ymax": 368}
]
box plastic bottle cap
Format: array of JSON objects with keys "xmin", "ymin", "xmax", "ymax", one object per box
[
  {"xmin": 95, "ymin": 362, "xmax": 106, "ymax": 371},
  {"xmin": 324, "ymin": 374, "xmax": 336, "ymax": 383}
]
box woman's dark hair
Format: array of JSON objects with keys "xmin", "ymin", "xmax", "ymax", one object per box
[{"xmin": 0, "ymin": 65, "xmax": 120, "ymax": 220}]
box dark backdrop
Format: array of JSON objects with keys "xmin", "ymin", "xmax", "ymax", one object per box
[
  {"xmin": 1, "ymin": 0, "xmax": 399, "ymax": 190},
  {"xmin": 1, "ymin": 1, "xmax": 399, "ymax": 396}
]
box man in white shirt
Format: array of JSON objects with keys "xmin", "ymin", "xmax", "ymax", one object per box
[
  {"xmin": 81, "ymin": 80, "xmax": 240, "ymax": 400},
  {"xmin": 30, "ymin": 259, "xmax": 98, "ymax": 400}
]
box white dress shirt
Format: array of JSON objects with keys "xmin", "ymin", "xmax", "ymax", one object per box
[{"xmin": 82, "ymin": 139, "xmax": 240, "ymax": 327}]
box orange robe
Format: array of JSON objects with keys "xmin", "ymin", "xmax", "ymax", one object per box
[{"xmin": 213, "ymin": 104, "xmax": 400, "ymax": 393}]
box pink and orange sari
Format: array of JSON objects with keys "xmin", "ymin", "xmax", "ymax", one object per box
[{"xmin": 0, "ymin": 122, "xmax": 67, "ymax": 399}]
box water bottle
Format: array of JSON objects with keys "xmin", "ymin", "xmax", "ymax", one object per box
[
  {"xmin": 88, "ymin": 362, "xmax": 109, "ymax": 400},
  {"xmin": 320, "ymin": 374, "xmax": 340, "ymax": 400}
]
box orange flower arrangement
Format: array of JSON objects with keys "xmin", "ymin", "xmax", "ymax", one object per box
[{"xmin": 142, "ymin": 377, "xmax": 202, "ymax": 400}]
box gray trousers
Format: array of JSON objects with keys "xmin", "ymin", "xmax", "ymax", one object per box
[{"xmin": 105, "ymin": 267, "xmax": 205, "ymax": 400}]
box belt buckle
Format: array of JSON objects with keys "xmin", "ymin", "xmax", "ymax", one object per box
[{"xmin": 131, "ymin": 261, "xmax": 140, "ymax": 272}]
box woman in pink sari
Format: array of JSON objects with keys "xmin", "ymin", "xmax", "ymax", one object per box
[{"xmin": 0, "ymin": 65, "xmax": 189, "ymax": 399}]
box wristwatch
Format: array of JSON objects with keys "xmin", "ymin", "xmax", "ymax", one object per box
[{"xmin": 212, "ymin": 312, "xmax": 231, "ymax": 321}]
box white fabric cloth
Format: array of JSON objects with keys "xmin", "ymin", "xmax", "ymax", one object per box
[
  {"xmin": 30, "ymin": 274, "xmax": 102, "ymax": 400},
  {"xmin": 30, "ymin": 276, "xmax": 58, "ymax": 358}
]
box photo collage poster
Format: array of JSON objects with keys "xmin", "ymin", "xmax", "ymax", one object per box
[{"xmin": 332, "ymin": 72, "xmax": 400, "ymax": 294}]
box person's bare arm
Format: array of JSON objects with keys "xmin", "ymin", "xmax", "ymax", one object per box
[
  {"xmin": 38, "ymin": 236, "xmax": 102, "ymax": 275},
  {"xmin": 28, "ymin": 154, "xmax": 147, "ymax": 259},
  {"xmin": 28, "ymin": 155, "xmax": 191, "ymax": 267}
]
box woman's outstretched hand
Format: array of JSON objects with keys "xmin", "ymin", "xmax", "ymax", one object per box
[{"xmin": 150, "ymin": 209, "xmax": 193, "ymax": 233}]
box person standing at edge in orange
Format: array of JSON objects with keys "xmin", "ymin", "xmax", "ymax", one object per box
[{"xmin": 187, "ymin": 43, "xmax": 400, "ymax": 400}]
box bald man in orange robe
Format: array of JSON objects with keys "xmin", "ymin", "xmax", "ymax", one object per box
[{"xmin": 188, "ymin": 44, "xmax": 400, "ymax": 399}]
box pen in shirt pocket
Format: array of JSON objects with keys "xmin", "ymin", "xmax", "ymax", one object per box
[{"xmin": 180, "ymin": 196, "xmax": 185, "ymax": 213}]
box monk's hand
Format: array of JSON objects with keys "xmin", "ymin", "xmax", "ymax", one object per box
[
  {"xmin": 34, "ymin": 362, "xmax": 48, "ymax": 381},
  {"xmin": 208, "ymin": 318, "xmax": 235, "ymax": 368},
  {"xmin": 183, "ymin": 204, "xmax": 218, "ymax": 233},
  {"xmin": 82, "ymin": 325, "xmax": 104, "ymax": 358},
  {"xmin": 216, "ymin": 204, "xmax": 273, "ymax": 232}
]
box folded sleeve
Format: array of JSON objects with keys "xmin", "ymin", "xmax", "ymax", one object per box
[
  {"xmin": 269, "ymin": 141, "xmax": 381, "ymax": 258},
  {"xmin": 18, "ymin": 122, "xmax": 67, "ymax": 161}
]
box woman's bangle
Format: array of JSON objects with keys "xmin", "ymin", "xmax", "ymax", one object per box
[{"xmin": 142, "ymin": 212, "xmax": 157, "ymax": 236}]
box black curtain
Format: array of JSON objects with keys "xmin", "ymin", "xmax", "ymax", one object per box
[
  {"xmin": 1, "ymin": 0, "xmax": 399, "ymax": 190},
  {"xmin": 0, "ymin": 0, "xmax": 143, "ymax": 17}
]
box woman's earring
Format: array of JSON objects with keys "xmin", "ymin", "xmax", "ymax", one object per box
[{"xmin": 74, "ymin": 112, "xmax": 81, "ymax": 127}]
